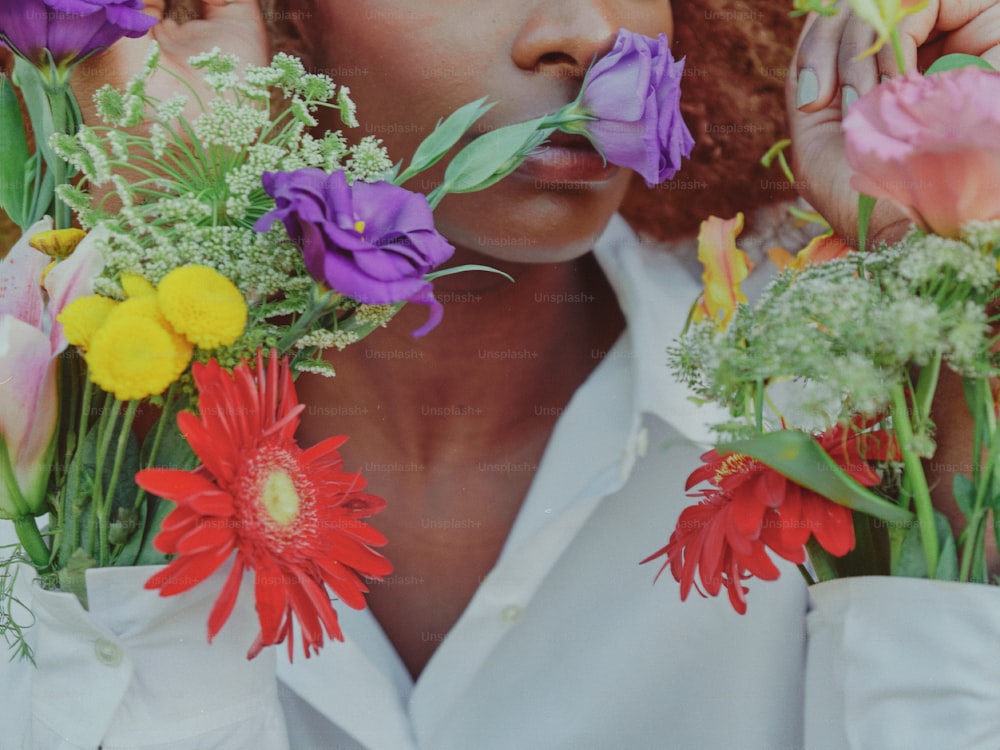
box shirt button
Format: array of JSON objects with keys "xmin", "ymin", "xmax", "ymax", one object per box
[
  {"xmin": 94, "ymin": 638, "xmax": 123, "ymax": 667},
  {"xmin": 500, "ymin": 604, "xmax": 522, "ymax": 624}
]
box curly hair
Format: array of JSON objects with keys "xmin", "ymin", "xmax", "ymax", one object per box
[{"xmin": 623, "ymin": 0, "xmax": 804, "ymax": 238}]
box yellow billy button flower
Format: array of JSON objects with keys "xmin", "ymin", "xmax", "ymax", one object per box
[
  {"xmin": 86, "ymin": 296, "xmax": 194, "ymax": 400},
  {"xmin": 57, "ymin": 295, "xmax": 119, "ymax": 351},
  {"xmin": 157, "ymin": 266, "xmax": 247, "ymax": 349},
  {"xmin": 691, "ymin": 213, "xmax": 754, "ymax": 329},
  {"xmin": 120, "ymin": 273, "xmax": 157, "ymax": 298},
  {"xmin": 28, "ymin": 228, "xmax": 87, "ymax": 260}
]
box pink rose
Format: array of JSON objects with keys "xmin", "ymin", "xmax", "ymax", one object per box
[{"xmin": 843, "ymin": 67, "xmax": 1000, "ymax": 238}]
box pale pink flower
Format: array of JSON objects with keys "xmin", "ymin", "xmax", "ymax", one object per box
[
  {"xmin": 843, "ymin": 67, "xmax": 1000, "ymax": 238},
  {"xmin": 0, "ymin": 219, "xmax": 103, "ymax": 517}
]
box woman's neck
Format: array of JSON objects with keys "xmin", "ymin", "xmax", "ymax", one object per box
[
  {"xmin": 294, "ymin": 249, "xmax": 624, "ymax": 679},
  {"xmin": 295, "ymin": 250, "xmax": 624, "ymax": 465}
]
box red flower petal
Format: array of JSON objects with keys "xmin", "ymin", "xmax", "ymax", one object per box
[
  {"xmin": 207, "ymin": 557, "xmax": 246, "ymax": 642},
  {"xmin": 143, "ymin": 350, "xmax": 390, "ymax": 660}
]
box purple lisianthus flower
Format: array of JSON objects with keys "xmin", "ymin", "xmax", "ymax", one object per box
[
  {"xmin": 255, "ymin": 168, "xmax": 455, "ymax": 337},
  {"xmin": 0, "ymin": 0, "xmax": 156, "ymax": 69},
  {"xmin": 577, "ymin": 29, "xmax": 694, "ymax": 187}
]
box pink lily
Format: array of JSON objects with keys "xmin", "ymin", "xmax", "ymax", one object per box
[{"xmin": 0, "ymin": 218, "xmax": 103, "ymax": 517}]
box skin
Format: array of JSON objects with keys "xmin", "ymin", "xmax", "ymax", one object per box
[{"xmin": 285, "ymin": 0, "xmax": 671, "ymax": 678}]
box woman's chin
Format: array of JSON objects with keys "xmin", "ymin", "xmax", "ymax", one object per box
[{"xmin": 433, "ymin": 176, "xmax": 631, "ymax": 264}]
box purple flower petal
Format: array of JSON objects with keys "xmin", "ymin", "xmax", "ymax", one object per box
[
  {"xmin": 0, "ymin": 0, "xmax": 155, "ymax": 67},
  {"xmin": 578, "ymin": 29, "xmax": 694, "ymax": 186},
  {"xmin": 257, "ymin": 169, "xmax": 455, "ymax": 336}
]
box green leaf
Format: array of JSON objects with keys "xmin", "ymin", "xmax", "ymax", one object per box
[
  {"xmin": 926, "ymin": 53, "xmax": 997, "ymax": 75},
  {"xmin": 988, "ymin": 468, "xmax": 1000, "ymax": 512},
  {"xmin": 394, "ymin": 97, "xmax": 495, "ymax": 185},
  {"xmin": 58, "ymin": 417, "xmax": 142, "ymax": 567},
  {"xmin": 856, "ymin": 193, "xmax": 876, "ymax": 253},
  {"xmin": 440, "ymin": 118, "xmax": 552, "ymax": 195},
  {"xmin": 953, "ymin": 472, "xmax": 975, "ymax": 522},
  {"xmin": 132, "ymin": 496, "xmax": 173, "ymax": 567},
  {"xmin": 0, "ymin": 74, "xmax": 30, "ymax": 228},
  {"xmin": 56, "ymin": 548, "xmax": 97, "ymax": 609},
  {"xmin": 894, "ymin": 511, "xmax": 957, "ymax": 579},
  {"xmin": 109, "ymin": 503, "xmax": 144, "ymax": 565},
  {"xmin": 895, "ymin": 520, "xmax": 927, "ymax": 577},
  {"xmin": 936, "ymin": 529, "xmax": 959, "ymax": 581},
  {"xmin": 720, "ymin": 430, "xmax": 913, "ymax": 525},
  {"xmin": 11, "ymin": 59, "xmax": 58, "ymax": 226}
]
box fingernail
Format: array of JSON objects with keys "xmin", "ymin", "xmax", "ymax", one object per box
[
  {"xmin": 880, "ymin": 74, "xmax": 891, "ymax": 84},
  {"xmin": 797, "ymin": 68, "xmax": 819, "ymax": 108},
  {"xmin": 841, "ymin": 85, "xmax": 858, "ymax": 117}
]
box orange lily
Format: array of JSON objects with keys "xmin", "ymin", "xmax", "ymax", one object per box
[
  {"xmin": 767, "ymin": 230, "xmax": 854, "ymax": 272},
  {"xmin": 692, "ymin": 213, "xmax": 754, "ymax": 328}
]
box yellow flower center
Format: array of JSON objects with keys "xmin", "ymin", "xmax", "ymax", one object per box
[
  {"xmin": 354, "ymin": 220, "xmax": 366, "ymax": 235},
  {"xmin": 715, "ymin": 453, "xmax": 759, "ymax": 482},
  {"xmin": 261, "ymin": 469, "xmax": 301, "ymax": 526}
]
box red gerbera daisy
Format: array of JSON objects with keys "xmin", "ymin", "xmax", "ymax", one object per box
[
  {"xmin": 645, "ymin": 419, "xmax": 897, "ymax": 613},
  {"xmin": 135, "ymin": 349, "xmax": 392, "ymax": 660}
]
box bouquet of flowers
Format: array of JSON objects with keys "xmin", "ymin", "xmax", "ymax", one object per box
[
  {"xmin": 0, "ymin": 0, "xmax": 695, "ymax": 663},
  {"xmin": 646, "ymin": 2, "xmax": 1000, "ymax": 613}
]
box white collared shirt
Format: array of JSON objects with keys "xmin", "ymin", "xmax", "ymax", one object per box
[
  {"xmin": 273, "ymin": 215, "xmax": 809, "ymax": 749},
  {"xmin": 1, "ymin": 216, "xmax": 812, "ymax": 749}
]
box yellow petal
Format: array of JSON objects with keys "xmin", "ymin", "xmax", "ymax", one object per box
[
  {"xmin": 789, "ymin": 231, "xmax": 854, "ymax": 270},
  {"xmin": 28, "ymin": 228, "xmax": 86, "ymax": 260},
  {"xmin": 57, "ymin": 295, "xmax": 119, "ymax": 351},
  {"xmin": 767, "ymin": 246, "xmax": 796, "ymax": 271},
  {"xmin": 693, "ymin": 213, "xmax": 754, "ymax": 328},
  {"xmin": 120, "ymin": 273, "xmax": 157, "ymax": 298}
]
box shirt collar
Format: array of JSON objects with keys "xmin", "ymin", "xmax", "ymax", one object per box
[{"xmin": 593, "ymin": 214, "xmax": 726, "ymax": 447}]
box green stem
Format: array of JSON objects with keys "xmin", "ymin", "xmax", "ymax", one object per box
[
  {"xmin": 88, "ymin": 392, "xmax": 119, "ymax": 556},
  {"xmin": 889, "ymin": 28, "xmax": 908, "ymax": 76},
  {"xmin": 61, "ymin": 373, "xmax": 94, "ymax": 564},
  {"xmin": 98, "ymin": 400, "xmax": 138, "ymax": 567},
  {"xmin": 12, "ymin": 516, "xmax": 49, "ymax": 570},
  {"xmin": 889, "ymin": 383, "xmax": 939, "ymax": 577},
  {"xmin": 912, "ymin": 351, "xmax": 941, "ymax": 426},
  {"xmin": 275, "ymin": 288, "xmax": 343, "ymax": 353},
  {"xmin": 44, "ymin": 85, "xmax": 73, "ymax": 229},
  {"xmin": 959, "ymin": 377, "xmax": 998, "ymax": 581},
  {"xmin": 805, "ymin": 538, "xmax": 839, "ymax": 582},
  {"xmin": 425, "ymin": 182, "xmax": 449, "ymax": 211}
]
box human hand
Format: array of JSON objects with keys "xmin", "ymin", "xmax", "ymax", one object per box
[
  {"xmin": 786, "ymin": 0, "xmax": 1000, "ymax": 248},
  {"xmin": 72, "ymin": 0, "xmax": 269, "ymax": 124}
]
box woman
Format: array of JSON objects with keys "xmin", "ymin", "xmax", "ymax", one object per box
[
  {"xmin": 4, "ymin": 0, "xmax": 1000, "ymax": 748},
  {"xmin": 257, "ymin": 4, "xmax": 809, "ymax": 748}
]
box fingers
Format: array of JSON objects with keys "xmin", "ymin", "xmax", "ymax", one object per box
[
  {"xmin": 837, "ymin": 12, "xmax": 879, "ymax": 114},
  {"xmin": 793, "ymin": 4, "xmax": 881, "ymax": 116},
  {"xmin": 935, "ymin": 1, "xmax": 1000, "ymax": 68},
  {"xmin": 786, "ymin": 9, "xmax": 912, "ymax": 249},
  {"xmin": 792, "ymin": 9, "xmax": 849, "ymax": 111}
]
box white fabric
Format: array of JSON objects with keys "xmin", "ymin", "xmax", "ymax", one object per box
[
  {"xmin": 1, "ymin": 215, "xmax": 997, "ymax": 749},
  {"xmin": 270, "ymin": 215, "xmax": 809, "ymax": 749},
  {"xmin": 0, "ymin": 563, "xmax": 288, "ymax": 750},
  {"xmin": 805, "ymin": 576, "xmax": 1000, "ymax": 750}
]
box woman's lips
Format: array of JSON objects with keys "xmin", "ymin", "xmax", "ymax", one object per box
[{"xmin": 514, "ymin": 132, "xmax": 620, "ymax": 185}]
